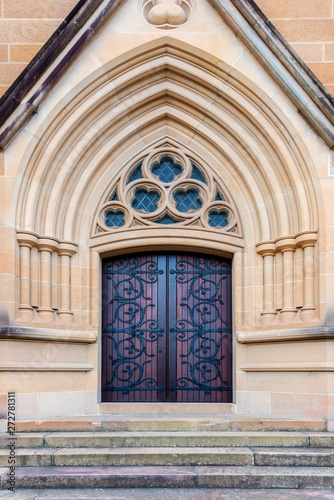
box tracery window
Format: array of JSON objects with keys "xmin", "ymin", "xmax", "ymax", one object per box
[{"xmin": 95, "ymin": 148, "xmax": 239, "ymax": 234}]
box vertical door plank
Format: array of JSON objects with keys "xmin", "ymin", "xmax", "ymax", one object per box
[
  {"xmin": 169, "ymin": 253, "xmax": 233, "ymax": 403},
  {"xmin": 101, "ymin": 254, "xmax": 166, "ymax": 402}
]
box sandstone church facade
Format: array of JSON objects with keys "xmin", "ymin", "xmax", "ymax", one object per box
[{"xmin": 0, "ymin": 0, "xmax": 334, "ymax": 422}]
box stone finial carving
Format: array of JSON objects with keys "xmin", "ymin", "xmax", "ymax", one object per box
[
  {"xmin": 147, "ymin": 0, "xmax": 187, "ymax": 27},
  {"xmin": 143, "ymin": 0, "xmax": 191, "ymax": 28}
]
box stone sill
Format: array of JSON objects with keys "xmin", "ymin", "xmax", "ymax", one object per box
[
  {"xmin": 237, "ymin": 326, "xmax": 334, "ymax": 344},
  {"xmin": 0, "ymin": 361, "xmax": 94, "ymax": 371},
  {"xmin": 240, "ymin": 362, "xmax": 334, "ymax": 372},
  {"xmin": 0, "ymin": 325, "xmax": 97, "ymax": 343}
]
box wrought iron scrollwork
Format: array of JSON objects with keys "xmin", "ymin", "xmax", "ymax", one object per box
[
  {"xmin": 170, "ymin": 257, "xmax": 232, "ymax": 395},
  {"xmin": 102, "ymin": 258, "xmax": 164, "ymax": 394}
]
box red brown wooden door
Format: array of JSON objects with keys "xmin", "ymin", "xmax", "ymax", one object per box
[{"xmin": 101, "ymin": 253, "xmax": 232, "ymax": 402}]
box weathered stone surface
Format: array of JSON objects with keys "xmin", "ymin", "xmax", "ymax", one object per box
[
  {"xmin": 253, "ymin": 447, "xmax": 334, "ymax": 466},
  {"xmin": 237, "ymin": 490, "xmax": 334, "ymax": 500},
  {"xmin": 196, "ymin": 465, "xmax": 334, "ymax": 488},
  {"xmin": 3, "ymin": 464, "xmax": 334, "ymax": 490},
  {"xmin": 43, "ymin": 430, "xmax": 315, "ymax": 448},
  {"xmin": 0, "ymin": 467, "xmax": 9, "ymax": 488},
  {"xmin": 7, "ymin": 466, "xmax": 197, "ymax": 489},
  {"xmin": 310, "ymin": 434, "xmax": 334, "ymax": 448},
  {"xmin": 102, "ymin": 418, "xmax": 231, "ymax": 432},
  {"xmin": 52, "ymin": 446, "xmax": 253, "ymax": 467},
  {"xmin": 230, "ymin": 418, "xmax": 327, "ymax": 432},
  {"xmin": 45, "ymin": 431, "xmax": 248, "ymax": 448},
  {"xmin": 12, "ymin": 416, "xmax": 330, "ymax": 434},
  {"xmin": 2, "ymin": 489, "xmax": 334, "ymax": 499},
  {"xmin": 1, "ymin": 488, "xmax": 334, "ymax": 499},
  {"xmin": 0, "ymin": 488, "xmax": 239, "ymax": 499},
  {"xmin": 245, "ymin": 432, "xmax": 309, "ymax": 447},
  {"xmin": 0, "ymin": 448, "xmax": 55, "ymax": 466},
  {"xmin": 0, "ymin": 433, "xmax": 44, "ymax": 448}
]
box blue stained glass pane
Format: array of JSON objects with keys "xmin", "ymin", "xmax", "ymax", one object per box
[
  {"xmin": 108, "ymin": 189, "xmax": 118, "ymax": 201},
  {"xmin": 104, "ymin": 209, "xmax": 125, "ymax": 227},
  {"xmin": 173, "ymin": 188, "xmax": 202, "ymax": 213},
  {"xmin": 151, "ymin": 156, "xmax": 183, "ymax": 183},
  {"xmin": 215, "ymin": 190, "xmax": 226, "ymax": 201},
  {"xmin": 191, "ymin": 163, "xmax": 207, "ymax": 184},
  {"xmin": 155, "ymin": 213, "xmax": 181, "ymax": 224},
  {"xmin": 132, "ymin": 188, "xmax": 160, "ymax": 212},
  {"xmin": 127, "ymin": 163, "xmax": 143, "ymax": 184},
  {"xmin": 208, "ymin": 209, "xmax": 229, "ymax": 227}
]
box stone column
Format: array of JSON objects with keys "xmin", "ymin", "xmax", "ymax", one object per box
[
  {"xmin": 296, "ymin": 231, "xmax": 318, "ymax": 321},
  {"xmin": 275, "ymin": 237, "xmax": 297, "ymax": 323},
  {"xmin": 90, "ymin": 250, "xmax": 100, "ymax": 328},
  {"xmin": 17, "ymin": 232, "xmax": 38, "ymax": 321},
  {"xmin": 257, "ymin": 242, "xmax": 276, "ymax": 325},
  {"xmin": 233, "ymin": 251, "xmax": 243, "ymax": 329},
  {"xmin": 58, "ymin": 242, "xmax": 77, "ymax": 325},
  {"xmin": 37, "ymin": 238, "xmax": 59, "ymax": 323}
]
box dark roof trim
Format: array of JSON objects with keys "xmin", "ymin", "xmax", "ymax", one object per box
[
  {"xmin": 232, "ymin": 0, "xmax": 334, "ymax": 123},
  {"xmin": 0, "ymin": 0, "xmax": 106, "ymax": 128},
  {"xmin": 0, "ymin": 0, "xmax": 123, "ymax": 149},
  {"xmin": 210, "ymin": 0, "xmax": 334, "ymax": 146},
  {"xmin": 0, "ymin": 0, "xmax": 333, "ymax": 150}
]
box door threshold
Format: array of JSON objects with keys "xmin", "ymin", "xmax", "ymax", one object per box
[{"xmin": 98, "ymin": 403, "xmax": 236, "ymax": 414}]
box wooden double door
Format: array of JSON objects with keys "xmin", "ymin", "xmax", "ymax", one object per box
[{"xmin": 101, "ymin": 252, "xmax": 232, "ymax": 403}]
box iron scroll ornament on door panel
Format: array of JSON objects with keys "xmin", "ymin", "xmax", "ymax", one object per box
[
  {"xmin": 102, "ymin": 257, "xmax": 165, "ymax": 395},
  {"xmin": 102, "ymin": 253, "xmax": 233, "ymax": 402},
  {"xmin": 95, "ymin": 148, "xmax": 240, "ymax": 234},
  {"xmin": 169, "ymin": 257, "xmax": 232, "ymax": 396}
]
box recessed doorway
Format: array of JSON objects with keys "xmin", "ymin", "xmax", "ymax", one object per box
[{"xmin": 101, "ymin": 252, "xmax": 232, "ymax": 402}]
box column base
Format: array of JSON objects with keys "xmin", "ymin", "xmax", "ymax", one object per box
[
  {"xmin": 280, "ymin": 308, "xmax": 297, "ymax": 323},
  {"xmin": 260, "ymin": 310, "xmax": 277, "ymax": 325},
  {"xmin": 37, "ymin": 307, "xmax": 55, "ymax": 323},
  {"xmin": 19, "ymin": 305, "xmax": 34, "ymax": 321},
  {"xmin": 58, "ymin": 310, "xmax": 74, "ymax": 325},
  {"xmin": 300, "ymin": 305, "xmax": 316, "ymax": 321}
]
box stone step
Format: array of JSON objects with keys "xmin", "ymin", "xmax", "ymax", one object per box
[
  {"xmin": 0, "ymin": 447, "xmax": 253, "ymax": 467},
  {"xmin": 1, "ymin": 465, "xmax": 334, "ymax": 489},
  {"xmin": 3, "ymin": 431, "xmax": 334, "ymax": 449},
  {"xmin": 1, "ymin": 446, "xmax": 334, "ymax": 467},
  {"xmin": 2, "ymin": 488, "xmax": 334, "ymax": 500},
  {"xmin": 12, "ymin": 415, "xmax": 327, "ymax": 433},
  {"xmin": 39, "ymin": 430, "xmax": 312, "ymax": 448},
  {"xmin": 253, "ymin": 447, "xmax": 334, "ymax": 467}
]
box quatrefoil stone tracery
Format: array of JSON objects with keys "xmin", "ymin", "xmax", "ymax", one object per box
[{"xmin": 97, "ymin": 149, "xmax": 238, "ymax": 234}]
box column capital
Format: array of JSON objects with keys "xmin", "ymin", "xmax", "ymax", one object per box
[
  {"xmin": 275, "ymin": 237, "xmax": 296, "ymax": 253},
  {"xmin": 38, "ymin": 237, "xmax": 59, "ymax": 253},
  {"xmin": 296, "ymin": 230, "xmax": 318, "ymax": 248},
  {"xmin": 17, "ymin": 231, "xmax": 38, "ymax": 248},
  {"xmin": 256, "ymin": 241, "xmax": 276, "ymax": 257},
  {"xmin": 58, "ymin": 241, "xmax": 78, "ymax": 257}
]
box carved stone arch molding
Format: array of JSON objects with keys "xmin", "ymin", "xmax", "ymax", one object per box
[
  {"xmin": 15, "ymin": 39, "xmax": 320, "ymax": 242},
  {"xmin": 13, "ymin": 39, "xmax": 321, "ymax": 332}
]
